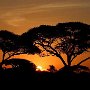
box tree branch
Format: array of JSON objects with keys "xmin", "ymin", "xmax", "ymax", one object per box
[
  {"xmin": 77, "ymin": 57, "xmax": 90, "ymax": 66},
  {"xmin": 2, "ymin": 52, "xmax": 5, "ymax": 61},
  {"xmin": 44, "ymin": 45, "xmax": 67, "ymax": 66},
  {"xmin": 35, "ymin": 42, "xmax": 67, "ymax": 66},
  {"xmin": 55, "ymin": 53, "xmax": 67, "ymax": 66},
  {"xmin": 4, "ymin": 51, "xmax": 25, "ymax": 61},
  {"xmin": 71, "ymin": 54, "xmax": 78, "ymax": 62}
]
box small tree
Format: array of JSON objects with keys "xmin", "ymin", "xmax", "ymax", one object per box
[{"xmin": 47, "ymin": 65, "xmax": 57, "ymax": 73}]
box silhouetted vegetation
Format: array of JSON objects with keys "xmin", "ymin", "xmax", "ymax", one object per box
[
  {"xmin": 0, "ymin": 30, "xmax": 40, "ymax": 63},
  {"xmin": 47, "ymin": 65, "xmax": 57, "ymax": 73},
  {"xmin": 0, "ymin": 30, "xmax": 19, "ymax": 61},
  {"xmin": 22, "ymin": 22, "xmax": 90, "ymax": 67},
  {"xmin": 2, "ymin": 58, "xmax": 36, "ymax": 72},
  {"xmin": 0, "ymin": 22, "xmax": 90, "ymax": 82},
  {"xmin": 0, "ymin": 58, "xmax": 36, "ymax": 81}
]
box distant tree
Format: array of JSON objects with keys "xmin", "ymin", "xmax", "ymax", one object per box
[
  {"xmin": 22, "ymin": 22, "xmax": 90, "ymax": 68},
  {"xmin": 47, "ymin": 65, "xmax": 57, "ymax": 73}
]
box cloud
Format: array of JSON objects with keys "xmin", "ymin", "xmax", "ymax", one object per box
[
  {"xmin": 6, "ymin": 17, "xmax": 26, "ymax": 26},
  {"xmin": 0, "ymin": 0, "xmax": 90, "ymax": 31},
  {"xmin": 0, "ymin": 0, "xmax": 90, "ymax": 9},
  {"xmin": 35, "ymin": 2, "xmax": 90, "ymax": 9},
  {"xmin": 0, "ymin": 11, "xmax": 27, "ymax": 27},
  {"xmin": 0, "ymin": 1, "xmax": 90, "ymax": 27}
]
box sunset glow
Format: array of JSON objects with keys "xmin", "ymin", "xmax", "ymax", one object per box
[
  {"xmin": 36, "ymin": 66, "xmax": 43, "ymax": 71},
  {"xmin": 36, "ymin": 66, "xmax": 46, "ymax": 71},
  {"xmin": 0, "ymin": 0, "xmax": 90, "ymax": 70},
  {"xmin": 0, "ymin": 0, "xmax": 90, "ymax": 34}
]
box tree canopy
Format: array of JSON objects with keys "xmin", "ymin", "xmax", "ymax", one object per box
[
  {"xmin": 0, "ymin": 30, "xmax": 40, "ymax": 62},
  {"xmin": 22, "ymin": 22, "xmax": 90, "ymax": 67},
  {"xmin": 0, "ymin": 22, "xmax": 90, "ymax": 69},
  {"xmin": 0, "ymin": 30, "xmax": 20, "ymax": 61}
]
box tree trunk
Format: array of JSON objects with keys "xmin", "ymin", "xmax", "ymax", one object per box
[
  {"xmin": 0, "ymin": 52, "xmax": 5, "ymax": 69},
  {"xmin": 56, "ymin": 54, "xmax": 67, "ymax": 66},
  {"xmin": 2, "ymin": 52, "xmax": 5, "ymax": 62},
  {"xmin": 67, "ymin": 55, "xmax": 71, "ymax": 66}
]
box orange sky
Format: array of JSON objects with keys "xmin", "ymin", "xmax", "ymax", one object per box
[
  {"xmin": 0, "ymin": 50, "xmax": 90, "ymax": 70},
  {"xmin": 0, "ymin": 0, "xmax": 90, "ymax": 34},
  {"xmin": 0, "ymin": 0, "xmax": 90, "ymax": 70}
]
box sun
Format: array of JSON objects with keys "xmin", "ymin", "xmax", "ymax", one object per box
[
  {"xmin": 36, "ymin": 66, "xmax": 43, "ymax": 71},
  {"xmin": 36, "ymin": 66, "xmax": 46, "ymax": 71}
]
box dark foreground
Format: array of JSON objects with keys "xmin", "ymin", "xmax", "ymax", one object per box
[
  {"xmin": 0, "ymin": 70, "xmax": 90, "ymax": 89},
  {"xmin": 0, "ymin": 69, "xmax": 90, "ymax": 81}
]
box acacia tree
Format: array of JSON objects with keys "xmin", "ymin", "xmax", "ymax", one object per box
[
  {"xmin": 0, "ymin": 30, "xmax": 40, "ymax": 63},
  {"xmin": 22, "ymin": 22, "xmax": 90, "ymax": 68},
  {"xmin": 0, "ymin": 30, "xmax": 20, "ymax": 62},
  {"xmin": 56, "ymin": 22, "xmax": 90, "ymax": 66}
]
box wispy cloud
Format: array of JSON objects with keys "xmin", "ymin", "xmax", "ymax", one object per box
[
  {"xmin": 0, "ymin": 0, "xmax": 90, "ymax": 33},
  {"xmin": 6, "ymin": 17, "xmax": 26, "ymax": 27},
  {"xmin": 34, "ymin": 2, "xmax": 90, "ymax": 9},
  {"xmin": 0, "ymin": 12, "xmax": 27, "ymax": 27},
  {"xmin": 0, "ymin": 1, "xmax": 90, "ymax": 27}
]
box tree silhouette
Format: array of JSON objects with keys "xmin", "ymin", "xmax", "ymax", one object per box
[
  {"xmin": 0, "ymin": 30, "xmax": 20, "ymax": 62},
  {"xmin": 2, "ymin": 58, "xmax": 36, "ymax": 72},
  {"xmin": 22, "ymin": 22, "xmax": 90, "ymax": 68},
  {"xmin": 47, "ymin": 65, "xmax": 57, "ymax": 73},
  {"xmin": 0, "ymin": 30, "xmax": 40, "ymax": 63},
  {"xmin": 1, "ymin": 58, "xmax": 36, "ymax": 81},
  {"xmin": 20, "ymin": 32, "xmax": 41, "ymax": 55},
  {"xmin": 56, "ymin": 22, "xmax": 90, "ymax": 66},
  {"xmin": 60, "ymin": 64, "xmax": 90, "ymax": 73}
]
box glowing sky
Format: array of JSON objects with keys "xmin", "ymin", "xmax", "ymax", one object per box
[
  {"xmin": 0, "ymin": 0, "xmax": 90, "ymax": 34},
  {"xmin": 0, "ymin": 0, "xmax": 90, "ymax": 69}
]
